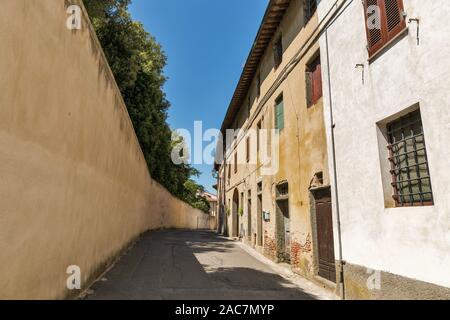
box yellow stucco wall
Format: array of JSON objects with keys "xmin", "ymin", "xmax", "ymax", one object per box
[
  {"xmin": 220, "ymin": 0, "xmax": 330, "ymax": 279},
  {"xmin": 0, "ymin": 0, "xmax": 209, "ymax": 299}
]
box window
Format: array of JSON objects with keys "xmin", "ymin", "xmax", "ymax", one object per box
[
  {"xmin": 273, "ymin": 36, "xmax": 283, "ymax": 69},
  {"xmin": 276, "ymin": 181, "xmax": 289, "ymax": 199},
  {"xmin": 246, "ymin": 136, "xmax": 250, "ymax": 163},
  {"xmin": 387, "ymin": 110, "xmax": 433, "ymax": 207},
  {"xmin": 275, "ymin": 95, "xmax": 284, "ymax": 131},
  {"xmin": 257, "ymin": 121, "xmax": 261, "ymax": 153},
  {"xmin": 306, "ymin": 55, "xmax": 322, "ymax": 107},
  {"xmin": 234, "ymin": 152, "xmax": 238, "ymax": 174},
  {"xmin": 228, "ymin": 163, "xmax": 231, "ymax": 183},
  {"xmin": 304, "ymin": 0, "xmax": 317, "ymax": 24},
  {"xmin": 257, "ymin": 72, "xmax": 261, "ymax": 98},
  {"xmin": 363, "ymin": 0, "xmax": 406, "ymax": 58}
]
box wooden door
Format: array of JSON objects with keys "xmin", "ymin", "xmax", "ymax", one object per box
[
  {"xmin": 277, "ymin": 199, "xmax": 290, "ymax": 262},
  {"xmin": 316, "ymin": 197, "xmax": 336, "ymax": 282}
]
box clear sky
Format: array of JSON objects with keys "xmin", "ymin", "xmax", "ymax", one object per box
[{"xmin": 129, "ymin": 0, "xmax": 269, "ymax": 194}]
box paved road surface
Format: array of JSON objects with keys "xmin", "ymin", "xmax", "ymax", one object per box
[{"xmin": 85, "ymin": 230, "xmax": 324, "ymax": 300}]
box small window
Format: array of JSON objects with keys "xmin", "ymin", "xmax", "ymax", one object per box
[
  {"xmin": 273, "ymin": 36, "xmax": 283, "ymax": 69},
  {"xmin": 304, "ymin": 0, "xmax": 317, "ymax": 24},
  {"xmin": 246, "ymin": 136, "xmax": 250, "ymax": 163},
  {"xmin": 275, "ymin": 95, "xmax": 284, "ymax": 131},
  {"xmin": 257, "ymin": 72, "xmax": 261, "ymax": 98},
  {"xmin": 257, "ymin": 182, "xmax": 263, "ymax": 194},
  {"xmin": 387, "ymin": 110, "xmax": 434, "ymax": 207},
  {"xmin": 234, "ymin": 152, "xmax": 238, "ymax": 174},
  {"xmin": 306, "ymin": 55, "xmax": 322, "ymax": 107},
  {"xmin": 363, "ymin": 0, "xmax": 406, "ymax": 58}
]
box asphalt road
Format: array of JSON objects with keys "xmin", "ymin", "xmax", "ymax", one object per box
[{"xmin": 85, "ymin": 230, "xmax": 318, "ymax": 300}]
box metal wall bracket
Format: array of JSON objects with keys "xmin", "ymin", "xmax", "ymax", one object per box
[{"xmin": 408, "ymin": 18, "xmax": 420, "ymax": 46}]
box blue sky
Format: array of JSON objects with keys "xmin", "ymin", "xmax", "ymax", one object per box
[{"xmin": 129, "ymin": 0, "xmax": 269, "ymax": 193}]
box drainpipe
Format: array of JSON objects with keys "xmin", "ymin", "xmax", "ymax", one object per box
[{"xmin": 324, "ymin": 21, "xmax": 346, "ymax": 301}]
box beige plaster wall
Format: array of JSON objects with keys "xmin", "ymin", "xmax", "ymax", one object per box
[{"xmin": 0, "ymin": 0, "xmax": 208, "ymax": 300}]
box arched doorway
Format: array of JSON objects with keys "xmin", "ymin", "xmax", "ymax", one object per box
[{"xmin": 232, "ymin": 189, "xmax": 239, "ymax": 237}]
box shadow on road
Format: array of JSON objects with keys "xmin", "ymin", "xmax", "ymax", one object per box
[{"xmin": 85, "ymin": 230, "xmax": 316, "ymax": 300}]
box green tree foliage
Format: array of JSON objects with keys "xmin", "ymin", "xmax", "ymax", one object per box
[{"xmin": 83, "ymin": 0, "xmax": 210, "ymax": 211}]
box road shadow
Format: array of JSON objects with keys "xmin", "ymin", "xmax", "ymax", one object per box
[{"xmin": 85, "ymin": 230, "xmax": 317, "ymax": 300}]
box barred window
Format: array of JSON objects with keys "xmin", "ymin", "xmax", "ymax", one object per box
[{"xmin": 387, "ymin": 110, "xmax": 434, "ymax": 207}]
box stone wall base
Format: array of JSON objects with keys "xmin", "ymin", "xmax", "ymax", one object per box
[{"xmin": 343, "ymin": 263, "xmax": 450, "ymax": 300}]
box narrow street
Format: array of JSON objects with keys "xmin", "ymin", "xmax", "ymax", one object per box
[{"xmin": 85, "ymin": 230, "xmax": 334, "ymax": 300}]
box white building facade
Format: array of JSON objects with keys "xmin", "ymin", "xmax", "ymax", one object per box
[{"xmin": 317, "ymin": 0, "xmax": 450, "ymax": 299}]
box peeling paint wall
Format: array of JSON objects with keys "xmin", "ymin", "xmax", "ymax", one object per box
[{"xmin": 0, "ymin": 0, "xmax": 209, "ymax": 299}]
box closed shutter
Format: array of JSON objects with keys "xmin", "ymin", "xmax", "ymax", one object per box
[
  {"xmin": 246, "ymin": 137, "xmax": 250, "ymax": 163},
  {"xmin": 364, "ymin": 0, "xmax": 384, "ymax": 57},
  {"xmin": 274, "ymin": 37, "xmax": 283, "ymax": 69},
  {"xmin": 312, "ymin": 63, "xmax": 322, "ymax": 104},
  {"xmin": 363, "ymin": 0, "xmax": 406, "ymax": 58},
  {"xmin": 381, "ymin": 0, "xmax": 406, "ymax": 42},
  {"xmin": 275, "ymin": 99, "xmax": 284, "ymax": 130},
  {"xmin": 306, "ymin": 71, "xmax": 313, "ymax": 107}
]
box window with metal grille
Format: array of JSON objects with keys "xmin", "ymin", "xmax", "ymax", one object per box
[
  {"xmin": 363, "ymin": 0, "xmax": 406, "ymax": 58},
  {"xmin": 273, "ymin": 36, "xmax": 283, "ymax": 69},
  {"xmin": 387, "ymin": 110, "xmax": 434, "ymax": 207},
  {"xmin": 275, "ymin": 94, "xmax": 284, "ymax": 131},
  {"xmin": 304, "ymin": 0, "xmax": 317, "ymax": 24}
]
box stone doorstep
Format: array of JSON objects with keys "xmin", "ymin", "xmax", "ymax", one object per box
[{"xmin": 227, "ymin": 237, "xmax": 339, "ymax": 300}]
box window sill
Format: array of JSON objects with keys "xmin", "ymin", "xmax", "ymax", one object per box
[{"xmin": 368, "ymin": 27, "xmax": 409, "ymax": 64}]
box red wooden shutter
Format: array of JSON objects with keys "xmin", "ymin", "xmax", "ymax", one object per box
[
  {"xmin": 364, "ymin": 0, "xmax": 384, "ymax": 57},
  {"xmin": 380, "ymin": 0, "xmax": 406, "ymax": 43},
  {"xmin": 363, "ymin": 0, "xmax": 406, "ymax": 58},
  {"xmin": 246, "ymin": 137, "xmax": 250, "ymax": 163},
  {"xmin": 312, "ymin": 63, "xmax": 322, "ymax": 104}
]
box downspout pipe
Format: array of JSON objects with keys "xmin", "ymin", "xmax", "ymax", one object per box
[{"xmin": 323, "ymin": 0, "xmax": 354, "ymax": 300}]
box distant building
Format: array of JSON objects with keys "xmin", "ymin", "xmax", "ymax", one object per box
[{"xmin": 198, "ymin": 191, "xmax": 218, "ymax": 230}]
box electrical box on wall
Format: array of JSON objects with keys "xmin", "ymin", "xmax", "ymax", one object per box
[{"xmin": 263, "ymin": 211, "xmax": 270, "ymax": 222}]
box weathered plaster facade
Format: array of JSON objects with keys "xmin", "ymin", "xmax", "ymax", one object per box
[
  {"xmin": 318, "ymin": 0, "xmax": 450, "ymax": 299},
  {"xmin": 217, "ymin": 0, "xmax": 332, "ymax": 285},
  {"xmin": 0, "ymin": 0, "xmax": 210, "ymax": 299}
]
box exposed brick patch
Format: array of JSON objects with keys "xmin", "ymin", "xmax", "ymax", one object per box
[
  {"xmin": 291, "ymin": 234, "xmax": 312, "ymax": 270},
  {"xmin": 263, "ymin": 230, "xmax": 277, "ymax": 261}
]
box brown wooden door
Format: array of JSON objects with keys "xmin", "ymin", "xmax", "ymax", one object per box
[
  {"xmin": 276, "ymin": 199, "xmax": 290, "ymax": 262},
  {"xmin": 316, "ymin": 197, "xmax": 336, "ymax": 282}
]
